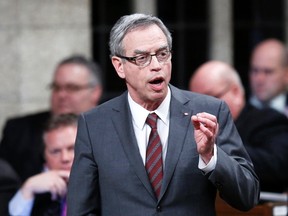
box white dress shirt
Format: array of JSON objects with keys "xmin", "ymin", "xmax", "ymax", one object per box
[
  {"xmin": 9, "ymin": 166, "xmax": 49, "ymax": 216},
  {"xmin": 127, "ymin": 87, "xmax": 217, "ymax": 173},
  {"xmin": 9, "ymin": 189, "xmax": 34, "ymax": 216}
]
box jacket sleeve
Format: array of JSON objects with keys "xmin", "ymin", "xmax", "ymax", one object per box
[
  {"xmin": 208, "ymin": 101, "xmax": 260, "ymax": 211},
  {"xmin": 67, "ymin": 114, "xmax": 100, "ymax": 216}
]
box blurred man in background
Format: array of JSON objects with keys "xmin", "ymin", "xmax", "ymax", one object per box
[
  {"xmin": 0, "ymin": 55, "xmax": 103, "ymax": 182},
  {"xmin": 190, "ymin": 60, "xmax": 288, "ymax": 193},
  {"xmin": 9, "ymin": 113, "xmax": 78, "ymax": 216},
  {"xmin": 249, "ymin": 38, "xmax": 288, "ymax": 117}
]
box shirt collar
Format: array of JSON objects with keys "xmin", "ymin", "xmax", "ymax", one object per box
[
  {"xmin": 128, "ymin": 87, "xmax": 171, "ymax": 130},
  {"xmin": 269, "ymin": 93, "xmax": 286, "ymax": 112}
]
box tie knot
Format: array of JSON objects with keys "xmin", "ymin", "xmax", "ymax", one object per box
[{"xmin": 146, "ymin": 113, "xmax": 158, "ymax": 129}]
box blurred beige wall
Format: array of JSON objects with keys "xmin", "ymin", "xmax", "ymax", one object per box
[{"xmin": 0, "ymin": 0, "xmax": 91, "ymax": 139}]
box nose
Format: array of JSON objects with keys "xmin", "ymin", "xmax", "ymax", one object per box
[
  {"xmin": 149, "ymin": 55, "xmax": 161, "ymax": 68},
  {"xmin": 61, "ymin": 150, "xmax": 73, "ymax": 162},
  {"xmin": 253, "ymin": 70, "xmax": 267, "ymax": 82}
]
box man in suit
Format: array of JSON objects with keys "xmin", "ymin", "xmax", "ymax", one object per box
[
  {"xmin": 9, "ymin": 113, "xmax": 78, "ymax": 216},
  {"xmin": 249, "ymin": 38, "xmax": 288, "ymax": 117},
  {"xmin": 0, "ymin": 55, "xmax": 103, "ymax": 183},
  {"xmin": 189, "ymin": 60, "xmax": 288, "ymax": 193},
  {"xmin": 67, "ymin": 14, "xmax": 259, "ymax": 215}
]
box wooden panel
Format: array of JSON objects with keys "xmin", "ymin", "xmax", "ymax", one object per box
[{"xmin": 216, "ymin": 195, "xmax": 273, "ymax": 216}]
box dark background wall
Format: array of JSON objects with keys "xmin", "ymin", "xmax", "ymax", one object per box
[{"xmin": 92, "ymin": 0, "xmax": 285, "ymax": 102}]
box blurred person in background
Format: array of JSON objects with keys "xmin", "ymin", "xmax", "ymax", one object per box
[
  {"xmin": 0, "ymin": 55, "xmax": 103, "ymax": 183},
  {"xmin": 190, "ymin": 60, "xmax": 288, "ymax": 193},
  {"xmin": 9, "ymin": 113, "xmax": 78, "ymax": 216},
  {"xmin": 249, "ymin": 38, "xmax": 288, "ymax": 117}
]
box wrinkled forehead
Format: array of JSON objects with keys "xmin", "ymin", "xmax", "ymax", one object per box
[{"xmin": 122, "ymin": 25, "xmax": 168, "ymax": 53}]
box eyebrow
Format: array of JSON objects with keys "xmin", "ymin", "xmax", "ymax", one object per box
[{"xmin": 133, "ymin": 45, "xmax": 169, "ymax": 55}]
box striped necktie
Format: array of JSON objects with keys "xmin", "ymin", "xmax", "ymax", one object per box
[{"xmin": 145, "ymin": 113, "xmax": 163, "ymax": 199}]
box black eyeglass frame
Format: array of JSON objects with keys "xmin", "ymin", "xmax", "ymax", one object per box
[{"xmin": 116, "ymin": 49, "xmax": 172, "ymax": 67}]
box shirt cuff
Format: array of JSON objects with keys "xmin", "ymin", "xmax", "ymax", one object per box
[
  {"xmin": 9, "ymin": 190, "xmax": 34, "ymax": 216},
  {"xmin": 198, "ymin": 144, "xmax": 217, "ymax": 174}
]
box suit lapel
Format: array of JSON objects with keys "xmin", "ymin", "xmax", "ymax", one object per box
[
  {"xmin": 110, "ymin": 88, "xmax": 194, "ymax": 202},
  {"xmin": 159, "ymin": 87, "xmax": 193, "ymax": 201},
  {"xmin": 110, "ymin": 93, "xmax": 156, "ymax": 200}
]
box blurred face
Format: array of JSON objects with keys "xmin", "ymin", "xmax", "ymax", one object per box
[
  {"xmin": 250, "ymin": 44, "xmax": 288, "ymax": 102},
  {"xmin": 190, "ymin": 66, "xmax": 244, "ymax": 120},
  {"xmin": 111, "ymin": 24, "xmax": 172, "ymax": 111},
  {"xmin": 50, "ymin": 63, "xmax": 102, "ymax": 115},
  {"xmin": 44, "ymin": 126, "xmax": 76, "ymax": 171}
]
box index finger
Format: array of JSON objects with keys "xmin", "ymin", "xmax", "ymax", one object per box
[
  {"xmin": 195, "ymin": 112, "xmax": 217, "ymax": 122},
  {"xmin": 55, "ymin": 170, "xmax": 70, "ymax": 182}
]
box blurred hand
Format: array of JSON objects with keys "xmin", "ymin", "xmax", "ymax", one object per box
[
  {"xmin": 191, "ymin": 112, "xmax": 219, "ymax": 164},
  {"xmin": 21, "ymin": 170, "xmax": 70, "ymax": 200}
]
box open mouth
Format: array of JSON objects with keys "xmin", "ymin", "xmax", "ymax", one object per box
[{"xmin": 149, "ymin": 77, "xmax": 164, "ymax": 85}]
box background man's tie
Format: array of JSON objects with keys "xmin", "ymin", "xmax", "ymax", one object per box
[
  {"xmin": 145, "ymin": 113, "xmax": 163, "ymax": 199},
  {"xmin": 61, "ymin": 197, "xmax": 67, "ymax": 216}
]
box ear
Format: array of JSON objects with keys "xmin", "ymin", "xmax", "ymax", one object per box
[{"xmin": 111, "ymin": 56, "xmax": 125, "ymax": 79}]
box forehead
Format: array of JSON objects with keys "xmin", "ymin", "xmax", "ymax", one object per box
[
  {"xmin": 44, "ymin": 126, "xmax": 77, "ymax": 148},
  {"xmin": 122, "ymin": 24, "xmax": 168, "ymax": 53},
  {"xmin": 252, "ymin": 46, "xmax": 284, "ymax": 67},
  {"xmin": 54, "ymin": 63, "xmax": 90, "ymax": 83}
]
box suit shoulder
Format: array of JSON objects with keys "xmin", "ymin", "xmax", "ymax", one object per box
[
  {"xmin": 245, "ymin": 104, "xmax": 288, "ymax": 125},
  {"xmin": 84, "ymin": 92, "xmax": 127, "ymax": 117},
  {"xmin": 173, "ymin": 87, "xmax": 223, "ymax": 106},
  {"xmin": 4, "ymin": 111, "xmax": 50, "ymax": 129}
]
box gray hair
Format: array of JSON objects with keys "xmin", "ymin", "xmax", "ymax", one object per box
[
  {"xmin": 109, "ymin": 13, "xmax": 172, "ymax": 57},
  {"xmin": 56, "ymin": 55, "xmax": 103, "ymax": 87}
]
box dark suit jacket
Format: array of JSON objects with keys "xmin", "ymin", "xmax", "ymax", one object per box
[
  {"xmin": 31, "ymin": 193, "xmax": 63, "ymax": 216},
  {"xmin": 236, "ymin": 104, "xmax": 288, "ymax": 192},
  {"xmin": 67, "ymin": 85, "xmax": 259, "ymax": 216},
  {"xmin": 0, "ymin": 159, "xmax": 21, "ymax": 216},
  {"xmin": 0, "ymin": 111, "xmax": 51, "ymax": 182}
]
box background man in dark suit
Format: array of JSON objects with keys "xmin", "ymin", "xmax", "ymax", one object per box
[
  {"xmin": 9, "ymin": 113, "xmax": 78, "ymax": 216},
  {"xmin": 0, "ymin": 55, "xmax": 103, "ymax": 183},
  {"xmin": 67, "ymin": 14, "xmax": 259, "ymax": 215},
  {"xmin": 190, "ymin": 60, "xmax": 288, "ymax": 193},
  {"xmin": 248, "ymin": 38, "xmax": 288, "ymax": 117}
]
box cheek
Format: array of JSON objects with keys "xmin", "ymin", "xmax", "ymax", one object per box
[
  {"xmin": 46, "ymin": 156, "xmax": 60, "ymax": 169},
  {"xmin": 68, "ymin": 151, "xmax": 75, "ymax": 160},
  {"xmin": 127, "ymin": 71, "xmax": 144, "ymax": 85}
]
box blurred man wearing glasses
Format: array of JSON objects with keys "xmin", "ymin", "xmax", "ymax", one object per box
[
  {"xmin": 0, "ymin": 55, "xmax": 103, "ymax": 183},
  {"xmin": 249, "ymin": 38, "xmax": 288, "ymax": 117}
]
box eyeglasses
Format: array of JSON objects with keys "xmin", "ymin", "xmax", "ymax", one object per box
[
  {"xmin": 117, "ymin": 49, "xmax": 172, "ymax": 67},
  {"xmin": 48, "ymin": 83, "xmax": 93, "ymax": 93}
]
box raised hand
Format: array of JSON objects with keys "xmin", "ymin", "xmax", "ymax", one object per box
[
  {"xmin": 191, "ymin": 112, "xmax": 219, "ymax": 164},
  {"xmin": 20, "ymin": 170, "xmax": 70, "ymax": 200}
]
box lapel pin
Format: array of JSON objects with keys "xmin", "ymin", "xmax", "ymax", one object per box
[{"xmin": 183, "ymin": 112, "xmax": 189, "ymax": 116}]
